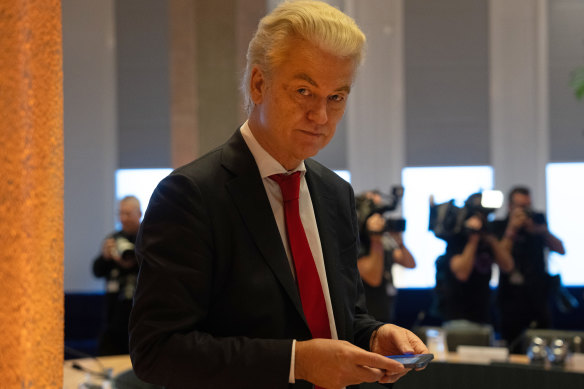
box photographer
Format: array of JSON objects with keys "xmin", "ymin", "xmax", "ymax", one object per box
[
  {"xmin": 356, "ymin": 190, "xmax": 416, "ymax": 323},
  {"xmin": 434, "ymin": 193, "xmax": 514, "ymax": 326},
  {"xmin": 491, "ymin": 186, "xmax": 566, "ymax": 351},
  {"xmin": 92, "ymin": 195, "xmax": 141, "ymax": 356}
]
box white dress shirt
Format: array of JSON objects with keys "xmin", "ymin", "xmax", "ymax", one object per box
[{"xmin": 240, "ymin": 121, "xmax": 339, "ymax": 383}]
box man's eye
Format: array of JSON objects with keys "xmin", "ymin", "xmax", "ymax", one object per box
[
  {"xmin": 329, "ymin": 94, "xmax": 345, "ymax": 102},
  {"xmin": 297, "ymin": 88, "xmax": 310, "ymax": 96}
]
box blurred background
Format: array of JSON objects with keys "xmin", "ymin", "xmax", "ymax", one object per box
[{"xmin": 61, "ymin": 0, "xmax": 584, "ymax": 356}]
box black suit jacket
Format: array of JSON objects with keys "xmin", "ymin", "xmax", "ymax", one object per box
[{"xmin": 129, "ymin": 129, "xmax": 382, "ymax": 388}]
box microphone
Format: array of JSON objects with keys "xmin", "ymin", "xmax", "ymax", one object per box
[
  {"xmin": 71, "ymin": 362, "xmax": 112, "ymax": 380},
  {"xmin": 411, "ymin": 310, "xmax": 426, "ymax": 330},
  {"xmin": 65, "ymin": 346, "xmax": 112, "ymax": 382},
  {"xmin": 66, "ymin": 346, "xmax": 152, "ymax": 389}
]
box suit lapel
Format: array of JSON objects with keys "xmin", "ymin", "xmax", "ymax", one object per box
[
  {"xmin": 221, "ymin": 130, "xmax": 305, "ymax": 322},
  {"xmin": 304, "ymin": 162, "xmax": 347, "ymax": 340}
]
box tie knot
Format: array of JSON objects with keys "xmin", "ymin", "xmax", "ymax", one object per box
[{"xmin": 270, "ymin": 171, "xmax": 301, "ymax": 202}]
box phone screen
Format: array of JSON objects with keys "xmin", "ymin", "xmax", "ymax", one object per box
[{"xmin": 386, "ymin": 353, "xmax": 434, "ymax": 369}]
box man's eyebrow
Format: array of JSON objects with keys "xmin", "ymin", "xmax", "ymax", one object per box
[
  {"xmin": 293, "ymin": 73, "xmax": 351, "ymax": 93},
  {"xmin": 294, "ymin": 73, "xmax": 317, "ymax": 86}
]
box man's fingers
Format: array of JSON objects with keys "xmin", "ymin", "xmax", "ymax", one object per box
[
  {"xmin": 297, "ymin": 338, "xmax": 415, "ymax": 388},
  {"xmin": 391, "ymin": 325, "xmax": 429, "ymax": 355},
  {"xmin": 378, "ymin": 368, "xmax": 411, "ymax": 384},
  {"xmin": 355, "ymin": 365, "xmax": 385, "ymax": 384},
  {"xmin": 407, "ymin": 330, "xmax": 430, "ymax": 354},
  {"xmin": 390, "ymin": 327, "xmax": 416, "ymax": 355},
  {"xmin": 357, "ymin": 350, "xmax": 407, "ymax": 374},
  {"xmin": 355, "ymin": 363, "xmax": 407, "ymax": 385}
]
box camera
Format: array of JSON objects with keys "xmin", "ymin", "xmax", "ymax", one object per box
[
  {"xmin": 356, "ymin": 185, "xmax": 407, "ymax": 234},
  {"xmin": 523, "ymin": 208, "xmax": 546, "ymax": 225},
  {"xmin": 111, "ymin": 236, "xmax": 135, "ymax": 259},
  {"xmin": 429, "ymin": 190, "xmax": 503, "ymax": 241}
]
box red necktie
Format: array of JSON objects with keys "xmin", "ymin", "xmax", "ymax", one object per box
[{"xmin": 270, "ymin": 172, "xmax": 331, "ymax": 340}]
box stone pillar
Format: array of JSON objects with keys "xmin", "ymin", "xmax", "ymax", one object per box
[
  {"xmin": 169, "ymin": 0, "xmax": 199, "ymax": 168},
  {"xmin": 0, "ymin": 0, "xmax": 64, "ymax": 388},
  {"xmin": 490, "ymin": 0, "xmax": 549, "ymax": 210},
  {"xmin": 169, "ymin": 0, "xmax": 266, "ymax": 167},
  {"xmin": 347, "ymin": 0, "xmax": 405, "ymax": 193}
]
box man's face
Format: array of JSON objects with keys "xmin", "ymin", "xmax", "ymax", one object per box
[
  {"xmin": 509, "ymin": 193, "xmax": 532, "ymax": 212},
  {"xmin": 119, "ymin": 200, "xmax": 141, "ymax": 234},
  {"xmin": 248, "ymin": 38, "xmax": 357, "ymax": 170}
]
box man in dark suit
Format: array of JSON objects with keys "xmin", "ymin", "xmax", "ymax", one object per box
[{"xmin": 129, "ymin": 1, "xmax": 428, "ymax": 388}]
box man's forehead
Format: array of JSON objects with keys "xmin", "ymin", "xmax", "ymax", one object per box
[
  {"xmin": 120, "ymin": 200, "xmax": 140, "ymax": 211},
  {"xmin": 291, "ymin": 72, "xmax": 352, "ymax": 93},
  {"xmin": 511, "ymin": 193, "xmax": 531, "ymax": 204}
]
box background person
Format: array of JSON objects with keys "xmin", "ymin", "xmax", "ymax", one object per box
[
  {"xmin": 492, "ymin": 186, "xmax": 566, "ymax": 351},
  {"xmin": 92, "ymin": 195, "xmax": 141, "ymax": 356},
  {"xmin": 434, "ymin": 193, "xmax": 514, "ymax": 327},
  {"xmin": 129, "ymin": 2, "xmax": 428, "ymax": 388},
  {"xmin": 356, "ymin": 190, "xmax": 416, "ymax": 323}
]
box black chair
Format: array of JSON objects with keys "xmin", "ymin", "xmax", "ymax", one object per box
[{"xmin": 414, "ymin": 324, "xmax": 494, "ymax": 352}]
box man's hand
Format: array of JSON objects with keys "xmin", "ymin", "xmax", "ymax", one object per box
[
  {"xmin": 366, "ymin": 213, "xmax": 386, "ymax": 236},
  {"xmin": 101, "ymin": 238, "xmax": 120, "ymax": 261},
  {"xmin": 370, "ymin": 324, "xmax": 430, "ymax": 382},
  {"xmin": 508, "ymin": 207, "xmax": 528, "ymax": 233},
  {"xmin": 464, "ymin": 215, "xmax": 483, "ymax": 233},
  {"xmin": 295, "ymin": 338, "xmax": 408, "ymax": 389},
  {"xmin": 388, "ymin": 231, "xmax": 403, "ymax": 246}
]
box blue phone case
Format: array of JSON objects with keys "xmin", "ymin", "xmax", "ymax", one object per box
[{"xmin": 386, "ymin": 353, "xmax": 434, "ymax": 368}]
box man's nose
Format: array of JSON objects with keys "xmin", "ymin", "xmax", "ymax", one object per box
[{"xmin": 307, "ymin": 98, "xmax": 328, "ymax": 124}]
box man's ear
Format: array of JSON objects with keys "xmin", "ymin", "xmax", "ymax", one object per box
[{"xmin": 250, "ymin": 66, "xmax": 265, "ymax": 104}]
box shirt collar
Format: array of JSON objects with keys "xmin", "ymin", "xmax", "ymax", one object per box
[{"xmin": 240, "ymin": 121, "xmax": 306, "ymax": 179}]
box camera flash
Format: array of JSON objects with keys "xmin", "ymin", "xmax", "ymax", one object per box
[{"xmin": 481, "ymin": 190, "xmax": 504, "ymax": 209}]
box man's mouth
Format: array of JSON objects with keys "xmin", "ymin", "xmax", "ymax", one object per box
[{"xmin": 299, "ymin": 129, "xmax": 323, "ymax": 137}]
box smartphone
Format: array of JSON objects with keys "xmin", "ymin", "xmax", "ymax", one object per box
[{"xmin": 386, "ymin": 353, "xmax": 434, "ymax": 369}]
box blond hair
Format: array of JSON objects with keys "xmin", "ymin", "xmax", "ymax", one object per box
[{"xmin": 241, "ymin": 0, "xmax": 366, "ymax": 114}]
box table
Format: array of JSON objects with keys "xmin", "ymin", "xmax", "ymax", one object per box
[
  {"xmin": 65, "ymin": 353, "xmax": 584, "ymax": 389},
  {"xmin": 64, "ymin": 355, "xmax": 129, "ymax": 388},
  {"xmin": 363, "ymin": 352, "xmax": 584, "ymax": 389},
  {"xmin": 64, "ymin": 355, "xmax": 162, "ymax": 389}
]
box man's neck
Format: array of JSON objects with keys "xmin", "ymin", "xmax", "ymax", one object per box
[{"xmin": 246, "ymin": 118, "xmax": 301, "ymax": 171}]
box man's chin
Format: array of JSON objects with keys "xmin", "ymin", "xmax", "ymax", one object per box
[
  {"xmin": 299, "ymin": 140, "xmax": 328, "ymax": 157},
  {"xmin": 298, "ymin": 148, "xmax": 322, "ymax": 161}
]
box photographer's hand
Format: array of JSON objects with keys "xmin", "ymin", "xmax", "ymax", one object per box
[
  {"xmin": 389, "ymin": 232, "xmax": 416, "ymax": 269},
  {"xmin": 358, "ymin": 214, "xmax": 386, "ymax": 287},
  {"xmin": 508, "ymin": 207, "xmax": 527, "ymax": 233},
  {"xmin": 501, "ymin": 208, "xmax": 527, "ymax": 254},
  {"xmin": 101, "ymin": 238, "xmax": 120, "ymax": 261},
  {"xmin": 488, "ymin": 233, "xmax": 514, "ymax": 274},
  {"xmin": 465, "ymin": 215, "xmax": 483, "ymax": 232},
  {"xmin": 450, "ymin": 230, "xmax": 480, "ymax": 282},
  {"xmin": 366, "ymin": 213, "xmax": 386, "ymax": 235},
  {"xmin": 545, "ymin": 230, "xmax": 566, "ymax": 254}
]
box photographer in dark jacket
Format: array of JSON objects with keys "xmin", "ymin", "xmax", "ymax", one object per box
[
  {"xmin": 92, "ymin": 195, "xmax": 141, "ymax": 356},
  {"xmin": 356, "ymin": 190, "xmax": 416, "ymax": 323},
  {"xmin": 434, "ymin": 193, "xmax": 514, "ymax": 326},
  {"xmin": 491, "ymin": 186, "xmax": 565, "ymax": 351}
]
